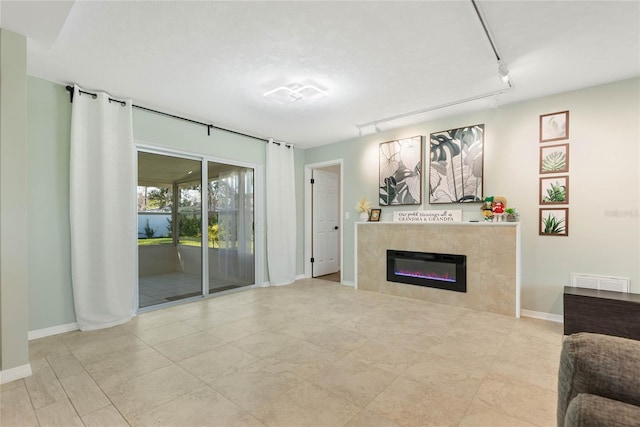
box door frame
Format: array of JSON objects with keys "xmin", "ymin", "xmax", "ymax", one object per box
[{"xmin": 304, "ymin": 159, "xmax": 344, "ymax": 281}]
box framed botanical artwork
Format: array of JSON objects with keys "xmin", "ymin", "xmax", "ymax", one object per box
[
  {"xmin": 429, "ymin": 124, "xmax": 484, "ymax": 204},
  {"xmin": 379, "ymin": 136, "xmax": 422, "ymax": 206},
  {"xmin": 540, "ymin": 143, "xmax": 569, "ymax": 174},
  {"xmin": 540, "ymin": 175, "xmax": 569, "ymax": 205},
  {"xmin": 369, "ymin": 208, "xmax": 381, "ymax": 222},
  {"xmin": 540, "ymin": 111, "xmax": 569, "ymax": 142},
  {"xmin": 539, "ymin": 208, "xmax": 569, "ymax": 236}
]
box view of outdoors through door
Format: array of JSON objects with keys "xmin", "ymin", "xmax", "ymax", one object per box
[
  {"xmin": 137, "ymin": 152, "xmax": 202, "ymax": 308},
  {"xmin": 137, "ymin": 151, "xmax": 255, "ymax": 309},
  {"xmin": 207, "ymin": 161, "xmax": 255, "ymax": 294}
]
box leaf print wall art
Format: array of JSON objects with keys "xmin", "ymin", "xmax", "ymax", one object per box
[
  {"xmin": 379, "ymin": 136, "xmax": 422, "ymax": 206},
  {"xmin": 540, "ymin": 143, "xmax": 569, "ymax": 174},
  {"xmin": 429, "ymin": 124, "xmax": 484, "ymax": 204},
  {"xmin": 540, "ymin": 175, "xmax": 569, "ymax": 204},
  {"xmin": 539, "ymin": 208, "xmax": 568, "ymax": 236},
  {"xmin": 540, "ymin": 111, "xmax": 569, "ymax": 142}
]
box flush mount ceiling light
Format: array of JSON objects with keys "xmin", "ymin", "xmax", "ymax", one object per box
[{"xmin": 263, "ymin": 82, "xmax": 327, "ymax": 104}]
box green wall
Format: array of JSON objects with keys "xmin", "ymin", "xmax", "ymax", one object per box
[
  {"xmin": 1, "ymin": 29, "xmax": 30, "ymax": 371},
  {"xmin": 304, "ymin": 77, "xmax": 640, "ymax": 316}
]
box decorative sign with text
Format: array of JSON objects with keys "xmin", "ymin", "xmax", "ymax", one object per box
[{"xmin": 393, "ymin": 210, "xmax": 462, "ymax": 223}]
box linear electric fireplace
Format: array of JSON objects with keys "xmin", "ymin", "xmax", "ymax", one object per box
[{"xmin": 387, "ymin": 250, "xmax": 467, "ymax": 292}]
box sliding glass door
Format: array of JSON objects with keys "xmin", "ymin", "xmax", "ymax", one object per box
[
  {"xmin": 137, "ymin": 151, "xmax": 256, "ymax": 309},
  {"xmin": 137, "ymin": 152, "xmax": 202, "ymax": 308},
  {"xmin": 207, "ymin": 162, "xmax": 255, "ymax": 293}
]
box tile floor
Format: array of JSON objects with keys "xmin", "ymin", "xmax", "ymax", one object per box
[{"xmin": 1, "ymin": 278, "xmax": 563, "ymax": 427}]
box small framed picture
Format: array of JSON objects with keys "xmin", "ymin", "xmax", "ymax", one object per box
[
  {"xmin": 540, "ymin": 143, "xmax": 569, "ymax": 174},
  {"xmin": 540, "ymin": 175, "xmax": 569, "ymax": 205},
  {"xmin": 539, "ymin": 208, "xmax": 569, "ymax": 236},
  {"xmin": 540, "ymin": 111, "xmax": 569, "ymax": 142},
  {"xmin": 369, "ymin": 208, "xmax": 381, "ymax": 222}
]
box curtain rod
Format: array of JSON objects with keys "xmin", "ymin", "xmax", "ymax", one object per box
[{"xmin": 64, "ymin": 85, "xmax": 275, "ymax": 144}]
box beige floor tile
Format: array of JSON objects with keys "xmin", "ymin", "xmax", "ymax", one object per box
[
  {"xmin": 46, "ymin": 353, "xmax": 85, "ymax": 379},
  {"xmin": 254, "ymin": 381, "xmax": 360, "ymax": 427},
  {"xmin": 5, "ymin": 282, "xmax": 562, "ymax": 427},
  {"xmin": 346, "ymin": 340, "xmax": 422, "ymax": 375},
  {"xmin": 305, "ymin": 327, "xmax": 369, "ymax": 356},
  {"xmin": 234, "ymin": 330, "xmax": 303, "ymax": 358},
  {"xmin": 84, "ymin": 347, "xmax": 173, "ymax": 394},
  {"xmin": 0, "ymin": 386, "xmax": 38, "ymax": 427},
  {"xmin": 179, "ymin": 343, "xmax": 260, "ymax": 384},
  {"xmin": 119, "ymin": 310, "xmax": 184, "ymax": 332},
  {"xmin": 132, "ymin": 385, "xmax": 264, "ymax": 427},
  {"xmin": 459, "ymin": 401, "xmax": 538, "ymax": 427},
  {"xmin": 153, "ymin": 331, "xmax": 227, "ymax": 362},
  {"xmin": 60, "ymin": 371, "xmax": 111, "ymax": 416},
  {"xmin": 29, "ymin": 336, "xmax": 72, "ymax": 360},
  {"xmin": 490, "ymin": 345, "xmax": 559, "ymax": 391},
  {"xmin": 0, "ymin": 378, "xmax": 24, "ymax": 392},
  {"xmin": 108, "ymin": 364, "xmax": 203, "ymax": 420},
  {"xmin": 65, "ymin": 333, "xmax": 149, "ymax": 365},
  {"xmin": 345, "ymin": 409, "xmax": 401, "ymax": 427},
  {"xmin": 366, "ymin": 377, "xmax": 470, "ymax": 427},
  {"xmin": 211, "ymin": 362, "xmax": 303, "ymax": 414},
  {"xmin": 308, "ymin": 357, "xmax": 398, "ymax": 407},
  {"xmin": 367, "ymin": 330, "xmax": 442, "ymax": 353},
  {"xmin": 81, "ymin": 405, "xmax": 130, "ymax": 427},
  {"xmin": 29, "ymin": 356, "xmax": 50, "ymax": 371},
  {"xmin": 471, "ymin": 373, "xmax": 558, "ymax": 427},
  {"xmin": 401, "ymin": 353, "xmax": 488, "ymax": 401},
  {"xmin": 455, "ymin": 310, "xmax": 516, "ymax": 335},
  {"xmin": 35, "ymin": 399, "xmax": 84, "ymax": 427},
  {"xmin": 24, "ymin": 366, "xmax": 67, "ymax": 409},
  {"xmin": 269, "ymin": 315, "xmax": 334, "ymax": 340},
  {"xmin": 134, "ymin": 321, "xmax": 200, "ymax": 346},
  {"xmin": 206, "ymin": 315, "xmax": 281, "ymax": 342},
  {"xmin": 266, "ymin": 340, "xmax": 343, "ymax": 379},
  {"xmin": 182, "ymin": 309, "xmax": 244, "ymax": 330}
]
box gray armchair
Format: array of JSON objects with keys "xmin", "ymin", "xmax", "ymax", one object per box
[{"xmin": 558, "ymin": 333, "xmax": 640, "ymax": 427}]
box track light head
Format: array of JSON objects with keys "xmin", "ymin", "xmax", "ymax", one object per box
[{"xmin": 498, "ymin": 59, "xmax": 510, "ymax": 83}]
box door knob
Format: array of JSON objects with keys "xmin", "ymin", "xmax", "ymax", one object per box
[{"xmin": 334, "ymin": 226, "xmax": 339, "ymax": 230}]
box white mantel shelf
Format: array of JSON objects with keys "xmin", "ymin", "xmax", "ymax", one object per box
[
  {"xmin": 356, "ymin": 221, "xmax": 519, "ymax": 226},
  {"xmin": 355, "ymin": 222, "xmax": 521, "ymax": 317}
]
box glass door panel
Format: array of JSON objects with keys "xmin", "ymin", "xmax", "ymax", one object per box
[
  {"xmin": 137, "ymin": 152, "xmax": 202, "ymax": 308},
  {"xmin": 207, "ymin": 162, "xmax": 255, "ymax": 294}
]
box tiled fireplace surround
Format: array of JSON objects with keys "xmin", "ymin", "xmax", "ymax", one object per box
[{"xmin": 356, "ymin": 222, "xmax": 520, "ymax": 317}]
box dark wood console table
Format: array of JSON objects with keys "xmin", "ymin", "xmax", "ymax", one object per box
[{"xmin": 564, "ymin": 286, "xmax": 640, "ymax": 340}]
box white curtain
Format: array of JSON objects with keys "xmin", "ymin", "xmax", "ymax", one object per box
[
  {"xmin": 70, "ymin": 85, "xmax": 136, "ymax": 331},
  {"xmin": 217, "ymin": 169, "xmax": 254, "ymax": 282},
  {"xmin": 266, "ymin": 140, "xmax": 296, "ymax": 285}
]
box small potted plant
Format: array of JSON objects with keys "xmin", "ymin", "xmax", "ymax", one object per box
[
  {"xmin": 505, "ymin": 207, "xmax": 519, "ymax": 222},
  {"xmin": 356, "ymin": 197, "xmax": 372, "ymax": 221}
]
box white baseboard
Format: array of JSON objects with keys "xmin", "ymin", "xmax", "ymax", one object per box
[
  {"xmin": 295, "ymin": 274, "xmax": 307, "ymax": 280},
  {"xmin": 341, "ymin": 281, "xmax": 355, "ymax": 288},
  {"xmin": 0, "ymin": 363, "xmax": 32, "ymax": 384},
  {"xmin": 28, "ymin": 322, "xmax": 79, "ymax": 340},
  {"xmin": 521, "ymin": 309, "xmax": 563, "ymax": 323}
]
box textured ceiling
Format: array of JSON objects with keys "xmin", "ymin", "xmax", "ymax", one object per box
[{"xmin": 2, "ymin": 1, "xmax": 639, "ymax": 148}]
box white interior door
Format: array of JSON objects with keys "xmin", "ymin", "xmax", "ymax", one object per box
[{"xmin": 312, "ymin": 169, "xmax": 339, "ymax": 277}]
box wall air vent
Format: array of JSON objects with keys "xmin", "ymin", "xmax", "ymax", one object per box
[{"xmin": 570, "ymin": 273, "xmax": 629, "ymax": 293}]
